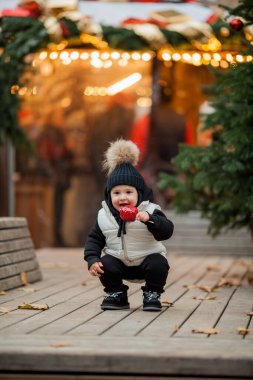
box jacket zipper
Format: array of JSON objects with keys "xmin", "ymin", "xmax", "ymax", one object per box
[{"xmin": 121, "ymin": 232, "xmax": 131, "ymax": 261}]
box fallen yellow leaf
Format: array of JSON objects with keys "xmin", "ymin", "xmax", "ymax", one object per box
[
  {"xmin": 217, "ymin": 277, "xmax": 241, "ymax": 287},
  {"xmin": 0, "ymin": 307, "xmax": 15, "ymax": 313},
  {"xmin": 207, "ymin": 264, "xmax": 220, "ymax": 272},
  {"xmin": 49, "ymin": 342, "xmax": 76, "ymax": 347},
  {"xmin": 0, "ymin": 291, "xmax": 6, "ymax": 296},
  {"xmin": 18, "ymin": 287, "xmax": 36, "ymax": 293},
  {"xmin": 161, "ymin": 300, "xmax": 174, "ymax": 306},
  {"xmin": 183, "ymin": 284, "xmax": 197, "ymax": 289},
  {"xmin": 237, "ymin": 327, "xmax": 250, "ymax": 336},
  {"xmin": 184, "ymin": 284, "xmax": 215, "ymax": 292},
  {"xmin": 192, "ymin": 327, "xmax": 219, "ymax": 335},
  {"xmin": 174, "ymin": 325, "xmax": 180, "ymax": 332},
  {"xmin": 246, "ymin": 311, "xmax": 253, "ymax": 316},
  {"xmin": 18, "ymin": 303, "xmax": 49, "ymax": 310},
  {"xmin": 20, "ymin": 271, "xmax": 28, "ymax": 286},
  {"xmin": 248, "ymin": 275, "xmax": 253, "ymax": 285},
  {"xmin": 193, "ymin": 296, "xmax": 216, "ymax": 301}
]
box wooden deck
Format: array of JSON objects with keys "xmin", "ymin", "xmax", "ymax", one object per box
[{"xmin": 0, "ymin": 213, "xmax": 253, "ymax": 379}]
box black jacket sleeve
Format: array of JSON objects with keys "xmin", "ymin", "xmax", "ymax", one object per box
[
  {"xmin": 84, "ymin": 220, "xmax": 106, "ymax": 269},
  {"xmin": 144, "ymin": 209, "xmax": 174, "ymax": 241}
]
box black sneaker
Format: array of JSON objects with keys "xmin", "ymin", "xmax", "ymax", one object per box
[
  {"xmin": 143, "ymin": 290, "xmax": 161, "ymax": 311},
  {"xmin": 101, "ymin": 291, "xmax": 130, "ymax": 310}
]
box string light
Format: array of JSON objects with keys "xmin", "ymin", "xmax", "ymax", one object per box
[{"xmin": 159, "ymin": 48, "xmax": 253, "ymax": 67}]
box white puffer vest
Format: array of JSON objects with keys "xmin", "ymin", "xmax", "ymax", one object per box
[{"xmin": 97, "ymin": 201, "xmax": 167, "ymax": 266}]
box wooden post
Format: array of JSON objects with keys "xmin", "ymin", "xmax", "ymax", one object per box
[{"xmin": 0, "ymin": 139, "xmax": 15, "ymax": 217}]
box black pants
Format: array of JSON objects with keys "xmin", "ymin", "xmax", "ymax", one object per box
[{"xmin": 99, "ymin": 253, "xmax": 170, "ymax": 294}]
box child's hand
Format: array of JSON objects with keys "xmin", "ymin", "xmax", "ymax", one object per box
[
  {"xmin": 136, "ymin": 211, "xmax": 150, "ymax": 223},
  {"xmin": 89, "ymin": 262, "xmax": 104, "ymax": 277}
]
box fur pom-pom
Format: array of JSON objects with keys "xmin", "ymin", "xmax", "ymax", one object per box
[{"xmin": 103, "ymin": 139, "xmax": 140, "ymax": 175}]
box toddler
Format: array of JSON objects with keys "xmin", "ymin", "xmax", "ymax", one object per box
[{"xmin": 84, "ymin": 139, "xmax": 174, "ymax": 311}]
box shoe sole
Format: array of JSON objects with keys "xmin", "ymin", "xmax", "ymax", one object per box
[
  {"xmin": 143, "ymin": 306, "xmax": 161, "ymax": 311},
  {"xmin": 101, "ymin": 305, "xmax": 130, "ymax": 310}
]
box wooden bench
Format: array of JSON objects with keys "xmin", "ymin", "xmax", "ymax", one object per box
[{"xmin": 0, "ymin": 217, "xmax": 42, "ymax": 291}]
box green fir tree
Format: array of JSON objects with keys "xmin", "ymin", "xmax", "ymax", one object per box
[{"xmin": 158, "ymin": 0, "xmax": 253, "ymax": 237}]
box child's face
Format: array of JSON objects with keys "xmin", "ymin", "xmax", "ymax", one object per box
[{"xmin": 110, "ymin": 185, "xmax": 138, "ymax": 212}]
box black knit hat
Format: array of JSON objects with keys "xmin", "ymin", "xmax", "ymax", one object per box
[
  {"xmin": 107, "ymin": 163, "xmax": 145, "ymax": 192},
  {"xmin": 103, "ymin": 139, "xmax": 145, "ymax": 193}
]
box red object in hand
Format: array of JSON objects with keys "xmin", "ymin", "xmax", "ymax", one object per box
[
  {"xmin": 229, "ymin": 18, "xmax": 244, "ymax": 32},
  {"xmin": 120, "ymin": 206, "xmax": 138, "ymax": 222}
]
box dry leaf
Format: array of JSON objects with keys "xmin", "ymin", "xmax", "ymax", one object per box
[
  {"xmin": 184, "ymin": 284, "xmax": 214, "ymax": 292},
  {"xmin": 247, "ymin": 275, "xmax": 253, "ymax": 285},
  {"xmin": 246, "ymin": 311, "xmax": 253, "ymax": 316},
  {"xmin": 0, "ymin": 307, "xmax": 15, "ymax": 313},
  {"xmin": 237, "ymin": 327, "xmax": 250, "ymax": 336},
  {"xmin": 20, "ymin": 272, "xmax": 27, "ymax": 286},
  {"xmin": 81, "ymin": 281, "xmax": 87, "ymax": 286},
  {"xmin": 18, "ymin": 287, "xmax": 36, "ymax": 293},
  {"xmin": 192, "ymin": 327, "xmax": 219, "ymax": 335},
  {"xmin": 0, "ymin": 291, "xmax": 6, "ymax": 296},
  {"xmin": 183, "ymin": 284, "xmax": 197, "ymax": 289},
  {"xmin": 207, "ymin": 264, "xmax": 220, "ymax": 272},
  {"xmin": 193, "ymin": 296, "xmax": 216, "ymax": 301},
  {"xmin": 49, "ymin": 341, "xmax": 76, "ymax": 347},
  {"xmin": 198, "ymin": 285, "xmax": 214, "ymax": 293},
  {"xmin": 161, "ymin": 299, "xmax": 174, "ymax": 306},
  {"xmin": 18, "ymin": 303, "xmax": 49, "ymax": 310},
  {"xmin": 238, "ymin": 260, "xmax": 249, "ymax": 267},
  {"xmin": 174, "ymin": 325, "xmax": 180, "ymax": 332},
  {"xmin": 217, "ymin": 277, "xmax": 241, "ymax": 287}
]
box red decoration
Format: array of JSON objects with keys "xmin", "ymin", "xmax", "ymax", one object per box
[
  {"xmin": 0, "ymin": 7, "xmax": 30, "ymax": 18},
  {"xmin": 20, "ymin": 1, "xmax": 42, "ymax": 18},
  {"xmin": 120, "ymin": 206, "xmax": 138, "ymax": 222},
  {"xmin": 121, "ymin": 17, "xmax": 167, "ymax": 28},
  {"xmin": 229, "ymin": 18, "xmax": 244, "ymax": 32},
  {"xmin": 59, "ymin": 21, "xmax": 71, "ymax": 38}
]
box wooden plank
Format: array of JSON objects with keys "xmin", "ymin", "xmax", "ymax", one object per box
[
  {"xmin": 138, "ymin": 257, "xmax": 233, "ymax": 338},
  {"xmin": 0, "ymin": 238, "xmax": 34, "ymax": 255},
  {"xmin": 0, "ymin": 375, "xmax": 241, "ymax": 380},
  {"xmin": 174, "ymin": 258, "xmax": 249, "ymax": 339},
  {"xmin": 0, "ymin": 227, "xmax": 31, "ymax": 242},
  {"xmin": 0, "ymin": 249, "xmax": 36, "ymax": 267},
  {"xmin": 0, "ymin": 260, "xmax": 39, "ymax": 279},
  {"xmin": 0, "ymin": 335, "xmax": 252, "ymax": 377},
  {"xmin": 0, "ymin": 278, "xmax": 95, "ymax": 331},
  {"xmin": 0, "ymin": 270, "xmax": 42, "ymax": 292},
  {"xmin": 0, "ymin": 283, "xmax": 101, "ymax": 335},
  {"xmin": 0, "ymin": 218, "xmax": 27, "ymax": 229},
  {"xmin": 3, "ymin": 375, "xmax": 240, "ymax": 380}
]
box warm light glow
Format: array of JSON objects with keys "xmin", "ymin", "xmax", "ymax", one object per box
[
  {"xmin": 49, "ymin": 51, "xmax": 58, "ymax": 60},
  {"xmin": 107, "ymin": 73, "xmax": 142, "ymax": 95},
  {"xmin": 182, "ymin": 53, "xmax": 191, "ymax": 62},
  {"xmin": 60, "ymin": 51, "xmax": 69, "ymax": 60},
  {"xmin": 111, "ymin": 52, "xmax": 120, "ymax": 60},
  {"xmin": 172, "ymin": 53, "xmax": 181, "ymax": 61},
  {"xmin": 132, "ymin": 52, "xmax": 141, "ymax": 61},
  {"xmin": 235, "ymin": 54, "xmax": 244, "ymax": 62},
  {"xmin": 142, "ymin": 53, "xmax": 152, "ymax": 61},
  {"xmin": 39, "ymin": 51, "xmax": 48, "ymax": 60},
  {"xmin": 80, "ymin": 52, "xmax": 89, "ymax": 60},
  {"xmin": 101, "ymin": 52, "xmax": 110, "ymax": 60},
  {"xmin": 162, "ymin": 52, "xmax": 171, "ymax": 61},
  {"xmin": 70, "ymin": 51, "xmax": 79, "ymax": 60},
  {"xmin": 137, "ymin": 97, "xmax": 152, "ymax": 107}
]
